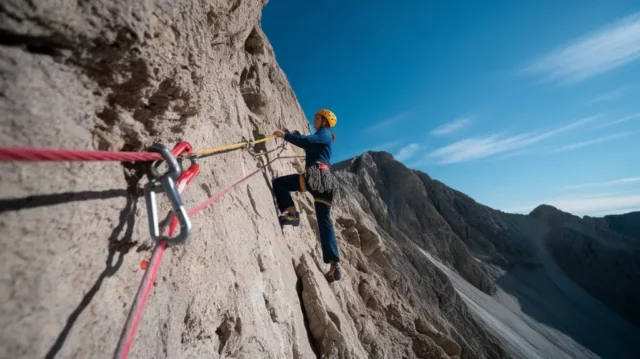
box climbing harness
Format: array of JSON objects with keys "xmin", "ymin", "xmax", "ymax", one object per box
[{"xmin": 0, "ymin": 135, "xmax": 287, "ymax": 359}]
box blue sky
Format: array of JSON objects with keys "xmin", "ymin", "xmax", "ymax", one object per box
[{"xmin": 262, "ymin": 0, "xmax": 640, "ymax": 216}]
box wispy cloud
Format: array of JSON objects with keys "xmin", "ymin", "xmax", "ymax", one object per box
[
  {"xmin": 428, "ymin": 116, "xmax": 596, "ymax": 164},
  {"xmin": 493, "ymin": 148, "xmax": 537, "ymax": 160},
  {"xmin": 588, "ymin": 87, "xmax": 628, "ymax": 104},
  {"xmin": 406, "ymin": 159, "xmax": 432, "ymax": 169},
  {"xmin": 395, "ymin": 143, "xmax": 420, "ymax": 161},
  {"xmin": 504, "ymin": 192, "xmax": 640, "ymax": 216},
  {"xmin": 430, "ymin": 117, "xmax": 472, "ymax": 136},
  {"xmin": 374, "ymin": 140, "xmax": 401, "ymax": 152},
  {"xmin": 367, "ymin": 112, "xmax": 409, "ymax": 132},
  {"xmin": 561, "ymin": 176, "xmax": 640, "ymax": 190},
  {"xmin": 522, "ymin": 12, "xmax": 640, "ymax": 84},
  {"xmin": 550, "ymin": 131, "xmax": 635, "ymax": 153},
  {"xmin": 595, "ymin": 111, "xmax": 640, "ymax": 128}
]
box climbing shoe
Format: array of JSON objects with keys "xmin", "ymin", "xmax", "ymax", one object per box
[
  {"xmin": 278, "ymin": 211, "xmax": 300, "ymax": 227},
  {"xmin": 325, "ymin": 262, "xmax": 342, "ymax": 283}
]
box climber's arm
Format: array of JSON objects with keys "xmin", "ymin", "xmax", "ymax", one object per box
[{"xmin": 283, "ymin": 132, "xmax": 327, "ymax": 149}]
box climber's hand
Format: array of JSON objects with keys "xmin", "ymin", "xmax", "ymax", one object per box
[{"xmin": 273, "ymin": 130, "xmax": 285, "ymax": 138}]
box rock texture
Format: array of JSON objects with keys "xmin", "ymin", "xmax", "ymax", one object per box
[
  {"xmin": 333, "ymin": 153, "xmax": 499, "ymax": 295},
  {"xmin": 1, "ymin": 2, "xmax": 638, "ymax": 359}
]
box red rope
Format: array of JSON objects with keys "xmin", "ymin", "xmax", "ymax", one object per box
[
  {"xmin": 115, "ymin": 163, "xmax": 266, "ymax": 358},
  {"xmin": 0, "ymin": 146, "xmax": 162, "ymax": 162},
  {"xmin": 168, "ymin": 163, "xmax": 272, "ymax": 234},
  {"xmin": 191, "ymin": 167, "xmax": 263, "ymax": 216},
  {"xmin": 114, "ymin": 239, "xmax": 168, "ymax": 359}
]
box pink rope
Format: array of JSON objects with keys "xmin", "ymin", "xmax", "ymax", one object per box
[{"xmin": 0, "ymin": 146, "xmax": 162, "ymax": 162}]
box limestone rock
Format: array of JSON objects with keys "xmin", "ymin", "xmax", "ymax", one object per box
[
  {"xmin": 355, "ymin": 220, "xmax": 381, "ymax": 256},
  {"xmin": 415, "ymin": 318, "xmax": 461, "ymax": 358},
  {"xmin": 341, "ymin": 227, "xmax": 361, "ymax": 248},
  {"xmin": 295, "ymin": 256, "xmax": 367, "ymax": 358},
  {"xmin": 412, "ymin": 333, "xmax": 450, "ymax": 359},
  {"xmin": 0, "ymin": 1, "xmax": 336, "ymax": 357}
]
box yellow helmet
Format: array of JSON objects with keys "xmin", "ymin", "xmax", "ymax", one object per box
[{"xmin": 316, "ymin": 109, "xmax": 337, "ymax": 127}]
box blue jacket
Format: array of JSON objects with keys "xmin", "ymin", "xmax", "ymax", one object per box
[{"xmin": 284, "ymin": 127, "xmax": 332, "ymax": 169}]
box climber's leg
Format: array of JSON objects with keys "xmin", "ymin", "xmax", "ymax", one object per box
[
  {"xmin": 313, "ymin": 196, "xmax": 342, "ymax": 282},
  {"xmin": 314, "ymin": 199, "xmax": 339, "ymax": 263},
  {"xmin": 272, "ymin": 174, "xmax": 305, "ymax": 226}
]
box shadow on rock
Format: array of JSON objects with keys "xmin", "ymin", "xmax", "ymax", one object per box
[
  {"xmin": 0, "ymin": 189, "xmax": 129, "ymax": 213},
  {"xmin": 44, "ymin": 176, "xmax": 142, "ymax": 358}
]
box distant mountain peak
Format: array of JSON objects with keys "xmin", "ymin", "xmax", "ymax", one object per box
[{"xmin": 530, "ymin": 204, "xmax": 561, "ymax": 215}]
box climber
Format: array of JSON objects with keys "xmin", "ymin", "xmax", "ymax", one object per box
[{"xmin": 272, "ymin": 109, "xmax": 342, "ymax": 283}]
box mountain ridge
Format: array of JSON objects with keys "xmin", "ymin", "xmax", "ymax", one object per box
[
  {"xmin": 333, "ymin": 150, "xmax": 640, "ymax": 359},
  {"xmin": 338, "ymin": 150, "xmax": 640, "ymax": 224}
]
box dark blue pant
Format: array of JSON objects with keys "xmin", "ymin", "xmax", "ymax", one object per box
[{"xmin": 272, "ymin": 174, "xmax": 340, "ymax": 263}]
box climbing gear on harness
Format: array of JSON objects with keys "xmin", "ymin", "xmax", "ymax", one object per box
[
  {"xmin": 316, "ymin": 162, "xmax": 330, "ymax": 171},
  {"xmin": 316, "ymin": 109, "xmax": 337, "ymax": 127},
  {"xmin": 325, "ymin": 262, "xmax": 342, "ymax": 283},
  {"xmin": 144, "ymin": 143, "xmax": 192, "ymax": 246},
  {"xmin": 279, "ymin": 211, "xmax": 300, "ymax": 227},
  {"xmin": 304, "ymin": 162, "xmax": 338, "ymax": 197}
]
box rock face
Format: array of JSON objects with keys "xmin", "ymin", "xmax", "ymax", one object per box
[
  {"xmin": 333, "ymin": 152, "xmax": 499, "ymax": 296},
  {"xmin": 1, "ymin": 2, "xmax": 638, "ymax": 359},
  {"xmin": 0, "ymin": 1, "xmax": 316, "ymax": 358}
]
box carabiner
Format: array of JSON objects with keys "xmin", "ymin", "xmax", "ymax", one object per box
[
  {"xmin": 144, "ymin": 142, "xmax": 194, "ymax": 246},
  {"xmin": 168, "ymin": 158, "xmax": 200, "ymax": 236}
]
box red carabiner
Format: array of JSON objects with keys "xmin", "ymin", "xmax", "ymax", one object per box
[
  {"xmin": 174, "ymin": 162, "xmax": 200, "ymax": 194},
  {"xmin": 171, "ymin": 141, "xmax": 198, "ymax": 193},
  {"xmin": 170, "ymin": 141, "xmax": 193, "ymax": 157}
]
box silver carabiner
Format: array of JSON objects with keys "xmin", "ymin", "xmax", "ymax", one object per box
[{"xmin": 144, "ymin": 143, "xmax": 192, "ymax": 246}]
